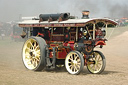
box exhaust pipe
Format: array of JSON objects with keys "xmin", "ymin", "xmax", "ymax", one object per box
[{"xmin": 39, "ymin": 13, "xmax": 70, "ymax": 22}]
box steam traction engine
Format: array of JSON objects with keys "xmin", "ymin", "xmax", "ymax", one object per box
[{"xmin": 19, "ymin": 11, "xmax": 117, "ymax": 75}]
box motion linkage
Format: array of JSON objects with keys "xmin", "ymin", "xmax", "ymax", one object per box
[{"xmin": 46, "ymin": 46, "xmax": 56, "ymax": 69}]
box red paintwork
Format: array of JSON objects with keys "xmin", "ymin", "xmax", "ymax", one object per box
[
  {"xmin": 38, "ymin": 33, "xmax": 44, "ymax": 37},
  {"xmin": 57, "ymin": 48, "xmax": 67, "ymax": 59},
  {"xmin": 49, "ymin": 48, "xmax": 67, "ymax": 59},
  {"xmin": 49, "ymin": 41, "xmax": 75, "ymax": 59},
  {"xmin": 19, "ymin": 23, "xmax": 86, "ymax": 28},
  {"xmin": 49, "ymin": 39, "xmax": 105, "ymax": 59},
  {"xmin": 95, "ymin": 40, "xmax": 106, "ymax": 46},
  {"xmin": 68, "ymin": 41, "xmax": 74, "ymax": 44}
]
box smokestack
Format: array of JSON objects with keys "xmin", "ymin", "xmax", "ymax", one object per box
[{"xmin": 82, "ymin": 10, "xmax": 90, "ymax": 19}]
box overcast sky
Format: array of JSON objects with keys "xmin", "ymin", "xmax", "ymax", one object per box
[{"xmin": 0, "ymin": 0, "xmax": 128, "ymax": 22}]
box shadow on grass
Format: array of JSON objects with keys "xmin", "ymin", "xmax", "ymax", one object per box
[
  {"xmin": 38, "ymin": 65, "xmax": 121, "ymax": 75},
  {"xmin": 101, "ymin": 70, "xmax": 120, "ymax": 75},
  {"xmin": 43, "ymin": 66, "xmax": 67, "ymax": 73},
  {"xmin": 41, "ymin": 66, "xmax": 121, "ymax": 76},
  {"xmin": 81, "ymin": 69, "xmax": 120, "ymax": 75}
]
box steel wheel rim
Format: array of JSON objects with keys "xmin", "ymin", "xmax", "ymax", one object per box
[
  {"xmin": 87, "ymin": 52, "xmax": 103, "ymax": 73},
  {"xmin": 65, "ymin": 52, "xmax": 81, "ymax": 74},
  {"xmin": 23, "ymin": 38, "xmax": 41, "ymax": 70}
]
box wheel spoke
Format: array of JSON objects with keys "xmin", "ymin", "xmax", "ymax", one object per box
[
  {"xmin": 73, "ymin": 66, "xmax": 76, "ymax": 72},
  {"xmin": 31, "ymin": 58, "xmax": 34, "ymax": 65},
  {"xmin": 25, "ymin": 56, "xmax": 31, "ymax": 60},
  {"xmin": 33, "ymin": 59, "xmax": 36, "ymax": 67},
  {"xmin": 91, "ymin": 56, "xmax": 95, "ymax": 61},
  {"xmin": 36, "ymin": 53, "xmax": 40, "ymax": 58},
  {"xmin": 96, "ymin": 63, "xmax": 101, "ymax": 70},
  {"xmin": 77, "ymin": 62, "xmax": 81, "ymax": 65},
  {"xmin": 26, "ymin": 47, "xmax": 31, "ymax": 51},
  {"xmin": 77, "ymin": 58, "xmax": 80, "ymax": 63},
  {"xmin": 69, "ymin": 65, "xmax": 72, "ymax": 68},
  {"xmin": 26, "ymin": 59, "xmax": 32, "ymax": 65},
  {"xmin": 68, "ymin": 62, "xmax": 72, "ymax": 64},
  {"xmin": 97, "ymin": 62, "xmax": 102, "ymax": 66},
  {"xmin": 76, "ymin": 64, "xmax": 80, "ymax": 70},
  {"xmin": 74, "ymin": 66, "xmax": 77, "ymax": 72},
  {"xmin": 32, "ymin": 58, "xmax": 37, "ymax": 67},
  {"xmin": 94, "ymin": 64, "xmax": 98, "ymax": 71},
  {"xmin": 34, "ymin": 58, "xmax": 38, "ymax": 67},
  {"xmin": 34, "ymin": 41, "xmax": 37, "ymax": 48},
  {"xmin": 98, "ymin": 58, "xmax": 102, "ymax": 61},
  {"xmin": 74, "ymin": 54, "xmax": 78, "ymax": 60},
  {"xmin": 35, "ymin": 57, "xmax": 40, "ymax": 62},
  {"xmin": 69, "ymin": 56, "xmax": 73, "ymax": 61},
  {"xmin": 25, "ymin": 53, "xmax": 30, "ymax": 57},
  {"xmin": 97, "ymin": 55, "xmax": 100, "ymax": 61},
  {"xmin": 71, "ymin": 55, "xmax": 74, "ymax": 60},
  {"xmin": 28, "ymin": 41, "xmax": 34, "ymax": 47},
  {"xmin": 90, "ymin": 64, "xmax": 95, "ymax": 71},
  {"xmin": 35, "ymin": 45, "xmax": 39, "ymax": 50},
  {"xmin": 70, "ymin": 65, "xmax": 73, "ymax": 71},
  {"xmin": 36, "ymin": 49, "xmax": 40, "ymax": 54}
]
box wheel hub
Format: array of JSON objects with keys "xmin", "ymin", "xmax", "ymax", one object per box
[
  {"xmin": 71, "ymin": 61, "xmax": 77, "ymax": 66},
  {"xmin": 73, "ymin": 60, "xmax": 77, "ymax": 65},
  {"xmin": 30, "ymin": 50, "xmax": 37, "ymax": 57},
  {"xmin": 30, "ymin": 52, "xmax": 33, "ymax": 56}
]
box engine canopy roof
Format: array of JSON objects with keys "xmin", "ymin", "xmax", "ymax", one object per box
[{"xmin": 18, "ymin": 18, "xmax": 117, "ymax": 28}]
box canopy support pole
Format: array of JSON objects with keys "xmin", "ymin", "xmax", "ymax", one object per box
[
  {"xmin": 50, "ymin": 27, "xmax": 53, "ymax": 41},
  {"xmin": 105, "ymin": 23, "xmax": 108, "ymax": 39},
  {"xmin": 76, "ymin": 27, "xmax": 78, "ymax": 41},
  {"xmin": 93, "ymin": 23, "xmax": 96, "ymax": 40}
]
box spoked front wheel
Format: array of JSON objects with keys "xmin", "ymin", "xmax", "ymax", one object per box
[
  {"xmin": 65, "ymin": 51, "xmax": 84, "ymax": 75},
  {"xmin": 87, "ymin": 51, "xmax": 106, "ymax": 74},
  {"xmin": 22, "ymin": 37, "xmax": 46, "ymax": 71}
]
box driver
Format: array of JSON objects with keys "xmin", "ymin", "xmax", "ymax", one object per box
[
  {"xmin": 64, "ymin": 27, "xmax": 70, "ymax": 42},
  {"xmin": 79, "ymin": 28, "xmax": 88, "ymax": 43},
  {"xmin": 38, "ymin": 28, "xmax": 50, "ymax": 40}
]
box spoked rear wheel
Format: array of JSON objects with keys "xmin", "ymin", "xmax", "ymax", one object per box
[
  {"xmin": 87, "ymin": 51, "xmax": 106, "ymax": 74},
  {"xmin": 65, "ymin": 51, "xmax": 84, "ymax": 75},
  {"xmin": 22, "ymin": 37, "xmax": 46, "ymax": 71}
]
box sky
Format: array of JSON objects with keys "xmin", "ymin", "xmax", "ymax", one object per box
[{"xmin": 0, "ymin": 0, "xmax": 128, "ymax": 22}]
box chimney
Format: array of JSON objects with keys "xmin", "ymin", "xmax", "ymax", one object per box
[{"xmin": 82, "ymin": 10, "xmax": 90, "ymax": 19}]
